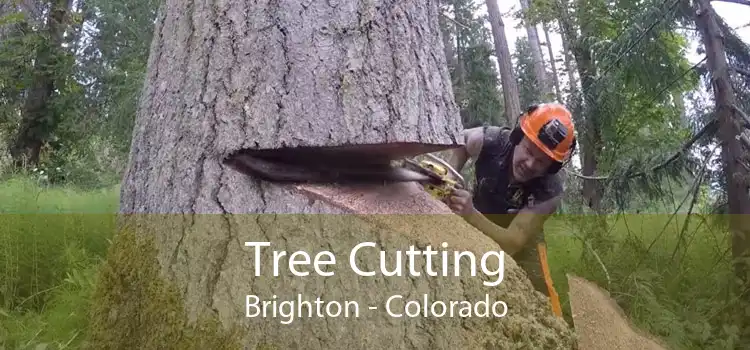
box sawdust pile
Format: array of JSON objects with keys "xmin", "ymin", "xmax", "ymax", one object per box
[
  {"xmin": 568, "ymin": 274, "xmax": 668, "ymax": 350},
  {"xmin": 246, "ymin": 182, "xmax": 578, "ymax": 349}
]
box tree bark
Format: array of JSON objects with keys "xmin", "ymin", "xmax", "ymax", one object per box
[
  {"xmin": 92, "ymin": 1, "xmax": 577, "ymax": 349},
  {"xmin": 485, "ymin": 0, "xmax": 522, "ymax": 125},
  {"xmin": 694, "ymin": 0, "xmax": 750, "ymax": 340}
]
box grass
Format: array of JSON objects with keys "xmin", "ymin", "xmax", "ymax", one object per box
[
  {"xmin": 0, "ymin": 176, "xmax": 119, "ymax": 349},
  {"xmin": 545, "ymin": 213, "xmax": 741, "ymax": 350},
  {"xmin": 0, "ymin": 176, "xmax": 743, "ymax": 349}
]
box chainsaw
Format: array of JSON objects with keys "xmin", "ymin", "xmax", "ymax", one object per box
[
  {"xmin": 223, "ymin": 147, "xmax": 466, "ymax": 202},
  {"xmin": 397, "ymin": 154, "xmax": 466, "ymax": 201}
]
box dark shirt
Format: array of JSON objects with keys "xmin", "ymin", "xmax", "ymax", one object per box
[{"xmin": 471, "ymin": 126, "xmax": 563, "ymax": 230}]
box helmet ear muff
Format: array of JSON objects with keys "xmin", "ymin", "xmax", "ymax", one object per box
[{"xmin": 510, "ymin": 126, "xmax": 523, "ymax": 145}]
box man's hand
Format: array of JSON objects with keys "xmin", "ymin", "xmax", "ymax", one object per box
[{"xmin": 445, "ymin": 188, "xmax": 475, "ymax": 215}]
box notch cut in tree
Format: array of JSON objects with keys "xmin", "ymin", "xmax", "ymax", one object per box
[{"xmin": 90, "ymin": 1, "xmax": 577, "ymax": 349}]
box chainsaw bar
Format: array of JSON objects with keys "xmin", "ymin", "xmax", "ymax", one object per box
[{"xmin": 224, "ymin": 151, "xmax": 432, "ymax": 185}]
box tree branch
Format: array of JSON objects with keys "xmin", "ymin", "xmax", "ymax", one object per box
[
  {"xmin": 440, "ymin": 12, "xmax": 470, "ymax": 30},
  {"xmin": 734, "ymin": 104, "xmax": 750, "ymax": 127},
  {"xmin": 564, "ymin": 119, "xmax": 718, "ymax": 180},
  {"xmin": 730, "ymin": 66, "xmax": 750, "ymax": 78}
]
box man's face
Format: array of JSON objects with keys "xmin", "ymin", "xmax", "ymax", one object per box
[{"xmin": 511, "ymin": 137, "xmax": 555, "ymax": 182}]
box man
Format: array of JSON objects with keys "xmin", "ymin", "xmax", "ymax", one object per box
[{"xmin": 443, "ymin": 103, "xmax": 577, "ymax": 318}]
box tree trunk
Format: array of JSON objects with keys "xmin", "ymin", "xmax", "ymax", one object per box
[
  {"xmin": 559, "ymin": 24, "xmax": 578, "ymax": 100},
  {"xmin": 519, "ymin": 0, "xmax": 550, "ymax": 101},
  {"xmin": 673, "ymin": 91, "xmax": 688, "ymax": 127},
  {"xmin": 555, "ymin": 0, "xmax": 602, "ymax": 213},
  {"xmin": 485, "ymin": 0, "xmax": 521, "ymax": 125},
  {"xmin": 10, "ymin": 0, "xmax": 71, "ymax": 167},
  {"xmin": 87, "ymin": 1, "xmax": 576, "ymax": 349},
  {"xmin": 542, "ymin": 22, "xmax": 563, "ymax": 103},
  {"xmin": 438, "ymin": 1, "xmax": 456, "ymax": 73},
  {"xmin": 695, "ymin": 0, "xmax": 750, "ymax": 342},
  {"xmin": 453, "ymin": 0, "xmax": 466, "ymax": 87}
]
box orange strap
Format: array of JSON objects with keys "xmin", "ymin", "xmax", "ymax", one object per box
[{"xmin": 537, "ymin": 242, "xmax": 563, "ymax": 318}]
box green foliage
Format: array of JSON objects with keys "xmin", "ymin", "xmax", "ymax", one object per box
[
  {"xmin": 0, "ymin": 0, "xmax": 158, "ymax": 184},
  {"xmin": 445, "ymin": 0, "xmax": 505, "ymax": 127},
  {"xmin": 0, "ymin": 177, "xmax": 118, "ymax": 349},
  {"xmin": 458, "ymin": 44, "xmax": 504, "ymax": 127},
  {"xmin": 539, "ymin": 0, "xmax": 703, "ymax": 214},
  {"xmin": 513, "ymin": 37, "xmax": 543, "ymax": 108},
  {"xmin": 82, "ymin": 0, "xmax": 160, "ymax": 154},
  {"xmin": 0, "ymin": 15, "xmax": 38, "ymax": 134},
  {"xmin": 546, "ymin": 213, "xmax": 743, "ymax": 350}
]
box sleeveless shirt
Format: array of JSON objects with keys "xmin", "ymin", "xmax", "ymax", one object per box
[{"xmin": 471, "ymin": 126, "xmax": 563, "ymax": 230}]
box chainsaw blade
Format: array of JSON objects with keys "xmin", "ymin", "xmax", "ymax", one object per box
[{"xmin": 224, "ymin": 152, "xmax": 432, "ymax": 185}]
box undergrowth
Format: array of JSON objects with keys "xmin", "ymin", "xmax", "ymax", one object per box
[
  {"xmin": 0, "ymin": 175, "xmax": 741, "ymax": 349},
  {"xmin": 546, "ymin": 213, "xmax": 741, "ymax": 350},
  {"xmin": 0, "ymin": 176, "xmax": 118, "ymax": 349}
]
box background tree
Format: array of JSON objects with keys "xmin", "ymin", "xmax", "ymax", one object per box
[
  {"xmin": 443, "ymin": 0, "xmax": 505, "ymax": 127},
  {"xmin": 513, "ymin": 37, "xmax": 542, "ymax": 107}
]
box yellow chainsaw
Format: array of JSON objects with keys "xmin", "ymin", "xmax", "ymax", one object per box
[
  {"xmin": 223, "ymin": 147, "xmax": 466, "ymax": 201},
  {"xmin": 398, "ymin": 153, "xmax": 466, "ymax": 201}
]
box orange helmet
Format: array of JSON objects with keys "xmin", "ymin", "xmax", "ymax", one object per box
[{"xmin": 518, "ymin": 103, "xmax": 576, "ymax": 163}]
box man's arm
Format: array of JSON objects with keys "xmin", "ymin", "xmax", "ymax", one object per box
[
  {"xmin": 504, "ymin": 178, "xmax": 564, "ymax": 248},
  {"xmin": 446, "ymin": 127, "xmax": 484, "ymax": 173},
  {"xmin": 460, "ymin": 207, "xmax": 531, "ymax": 255},
  {"xmin": 467, "ymin": 195, "xmax": 560, "ymax": 255}
]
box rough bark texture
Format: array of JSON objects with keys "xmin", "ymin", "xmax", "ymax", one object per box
[
  {"xmin": 120, "ymin": 0, "xmax": 466, "ymax": 214},
  {"xmin": 452, "ymin": 0, "xmax": 466, "ymax": 87},
  {"xmin": 485, "ymin": 0, "xmax": 521, "ymax": 125},
  {"xmin": 98, "ymin": 181, "xmax": 577, "ymax": 349},
  {"xmin": 103, "ymin": 0, "xmax": 577, "ymax": 349}
]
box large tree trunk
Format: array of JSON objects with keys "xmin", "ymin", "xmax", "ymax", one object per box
[
  {"xmin": 87, "ymin": 1, "xmax": 576, "ymax": 349},
  {"xmin": 695, "ymin": 0, "xmax": 750, "ymax": 342},
  {"xmin": 485, "ymin": 0, "xmax": 521, "ymax": 125}
]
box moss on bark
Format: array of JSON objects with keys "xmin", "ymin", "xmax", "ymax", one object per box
[{"xmin": 85, "ymin": 225, "xmax": 243, "ymax": 350}]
